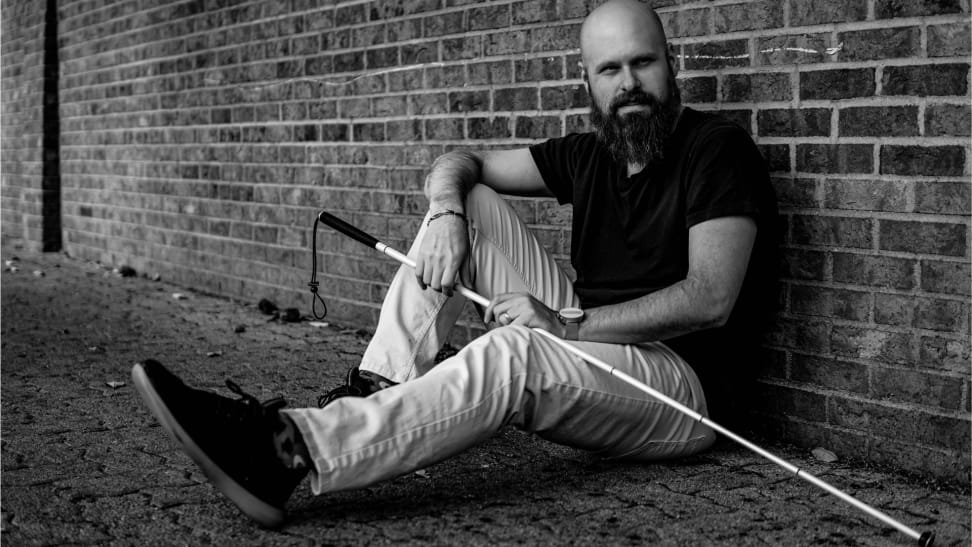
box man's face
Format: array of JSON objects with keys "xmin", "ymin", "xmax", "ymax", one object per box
[{"xmin": 581, "ymin": 5, "xmax": 681, "ymax": 166}]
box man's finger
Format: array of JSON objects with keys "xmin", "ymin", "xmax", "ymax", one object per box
[{"xmin": 414, "ymin": 256, "xmax": 428, "ymax": 289}]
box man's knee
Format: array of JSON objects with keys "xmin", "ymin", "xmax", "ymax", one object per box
[
  {"xmin": 457, "ymin": 325, "xmax": 535, "ymax": 373},
  {"xmin": 465, "ymin": 184, "xmax": 515, "ymax": 226}
]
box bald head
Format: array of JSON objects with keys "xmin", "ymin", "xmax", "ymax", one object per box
[{"xmin": 580, "ymin": 0, "xmax": 669, "ymax": 72}]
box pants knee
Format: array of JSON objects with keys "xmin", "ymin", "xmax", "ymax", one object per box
[
  {"xmin": 459, "ymin": 325, "xmax": 534, "ymax": 378},
  {"xmin": 465, "ymin": 184, "xmax": 514, "ymax": 228}
]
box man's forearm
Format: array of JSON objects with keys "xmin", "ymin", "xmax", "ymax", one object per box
[
  {"xmin": 424, "ymin": 151, "xmax": 482, "ymax": 211},
  {"xmin": 579, "ymin": 276, "xmax": 735, "ymax": 345}
]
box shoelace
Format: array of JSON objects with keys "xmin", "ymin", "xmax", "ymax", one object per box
[{"xmin": 222, "ymin": 379, "xmax": 287, "ymax": 419}]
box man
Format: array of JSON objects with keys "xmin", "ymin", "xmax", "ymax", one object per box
[{"xmin": 132, "ymin": 0, "xmax": 777, "ymax": 529}]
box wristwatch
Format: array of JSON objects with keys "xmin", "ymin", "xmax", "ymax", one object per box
[{"xmin": 557, "ymin": 307, "xmax": 585, "ymax": 341}]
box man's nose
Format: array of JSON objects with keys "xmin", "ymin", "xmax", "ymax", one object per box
[{"xmin": 619, "ymin": 66, "xmax": 641, "ymax": 91}]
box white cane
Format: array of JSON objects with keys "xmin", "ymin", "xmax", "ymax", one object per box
[{"xmin": 314, "ymin": 210, "xmax": 935, "ymax": 547}]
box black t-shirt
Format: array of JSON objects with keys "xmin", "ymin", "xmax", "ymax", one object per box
[{"xmin": 528, "ymin": 107, "xmax": 778, "ymax": 423}]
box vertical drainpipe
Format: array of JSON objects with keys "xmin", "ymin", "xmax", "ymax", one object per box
[{"xmin": 41, "ymin": 0, "xmax": 62, "ymax": 251}]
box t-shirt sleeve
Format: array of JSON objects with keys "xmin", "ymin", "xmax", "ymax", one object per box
[
  {"xmin": 528, "ymin": 133, "xmax": 592, "ymax": 205},
  {"xmin": 684, "ymin": 125, "xmax": 768, "ymax": 228}
]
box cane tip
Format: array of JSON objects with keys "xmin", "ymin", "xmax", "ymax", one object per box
[{"xmin": 917, "ymin": 530, "xmax": 935, "ymax": 547}]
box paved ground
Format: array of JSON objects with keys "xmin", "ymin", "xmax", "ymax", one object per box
[{"xmin": 1, "ymin": 249, "xmax": 969, "ymax": 546}]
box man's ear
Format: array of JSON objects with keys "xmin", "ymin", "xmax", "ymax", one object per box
[
  {"xmin": 667, "ymin": 43, "xmax": 679, "ymax": 77},
  {"xmin": 579, "ymin": 62, "xmax": 591, "ymax": 94}
]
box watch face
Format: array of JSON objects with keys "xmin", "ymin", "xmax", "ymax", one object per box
[{"xmin": 559, "ymin": 307, "xmax": 584, "ymax": 321}]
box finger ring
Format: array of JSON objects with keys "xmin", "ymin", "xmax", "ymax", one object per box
[{"xmin": 500, "ymin": 312, "xmax": 512, "ymax": 324}]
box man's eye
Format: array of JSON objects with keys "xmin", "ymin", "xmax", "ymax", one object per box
[{"xmin": 599, "ymin": 66, "xmax": 619, "ymax": 74}]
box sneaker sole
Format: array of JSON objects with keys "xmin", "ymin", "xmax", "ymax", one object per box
[{"xmin": 131, "ymin": 363, "xmax": 286, "ymax": 528}]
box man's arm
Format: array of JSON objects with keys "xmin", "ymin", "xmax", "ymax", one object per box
[
  {"xmin": 416, "ymin": 149, "xmax": 551, "ymax": 294},
  {"xmin": 578, "ymin": 215, "xmax": 756, "ymax": 343},
  {"xmin": 486, "ymin": 215, "xmax": 756, "ymax": 342}
]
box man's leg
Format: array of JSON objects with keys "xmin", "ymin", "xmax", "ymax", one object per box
[
  {"xmin": 358, "ymin": 184, "xmax": 578, "ymax": 383},
  {"xmin": 285, "ymin": 325, "xmax": 715, "ymax": 494}
]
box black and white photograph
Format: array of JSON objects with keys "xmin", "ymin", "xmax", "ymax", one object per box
[{"xmin": 1, "ymin": 0, "xmax": 970, "ymax": 544}]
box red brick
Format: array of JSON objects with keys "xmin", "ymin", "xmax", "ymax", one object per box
[
  {"xmin": 791, "ymin": 353, "xmax": 867, "ymax": 394},
  {"xmin": 722, "ymin": 73, "xmax": 791, "ymax": 102},
  {"xmin": 831, "ymin": 326, "xmax": 916, "ymax": 365},
  {"xmin": 426, "ymin": 65, "xmax": 465, "ymax": 88},
  {"xmin": 837, "ymin": 27, "xmax": 920, "ymax": 61},
  {"xmin": 680, "ymin": 76, "xmax": 717, "ymax": 103},
  {"xmin": 423, "ymin": 11, "xmax": 463, "ymax": 37},
  {"xmin": 833, "ymin": 252, "xmax": 915, "ymax": 290},
  {"xmin": 919, "ymin": 336, "xmax": 970, "ymax": 374},
  {"xmin": 484, "ymin": 29, "xmax": 530, "ymax": 56},
  {"xmin": 757, "ymin": 384, "xmax": 827, "ymax": 422},
  {"xmin": 880, "ymin": 145, "xmax": 965, "ymax": 176},
  {"xmin": 829, "ymin": 397, "xmax": 969, "ymax": 451},
  {"xmin": 882, "ymin": 64, "xmax": 970, "ymax": 97},
  {"xmin": 447, "ymin": 90, "xmax": 489, "ymax": 113},
  {"xmin": 773, "ymin": 177, "xmax": 817, "ymax": 208},
  {"xmin": 873, "ymin": 293, "xmax": 915, "ymax": 327},
  {"xmin": 915, "ymin": 298, "xmax": 968, "ymax": 333},
  {"xmin": 875, "ymin": 0, "xmax": 965, "ymax": 18},
  {"xmin": 714, "ymin": 0, "xmax": 782, "ymax": 32},
  {"xmin": 468, "ymin": 4, "xmax": 509, "ymax": 31},
  {"xmin": 468, "ymin": 60, "xmax": 513, "ymax": 85},
  {"xmin": 780, "ymin": 248, "xmax": 826, "ymax": 280},
  {"xmin": 387, "ymin": 18, "xmax": 421, "ymax": 42},
  {"xmin": 442, "ymin": 35, "xmax": 481, "ymax": 61},
  {"xmin": 511, "ymin": 0, "xmax": 556, "ymax": 25},
  {"xmin": 467, "ymin": 117, "xmax": 511, "ymax": 140},
  {"xmin": 386, "ymin": 120, "xmax": 422, "ymax": 142},
  {"xmin": 879, "ymin": 220, "xmax": 967, "ymax": 257},
  {"xmin": 352, "ymin": 24, "xmax": 387, "ymax": 49},
  {"xmin": 839, "ymin": 106, "xmax": 919, "ymax": 137},
  {"xmin": 409, "ymin": 93, "xmax": 448, "ymax": 115},
  {"xmin": 515, "ymin": 57, "xmax": 563, "ymax": 83},
  {"xmin": 424, "ymin": 118, "xmax": 464, "ymax": 140},
  {"xmin": 757, "ymin": 108, "xmax": 830, "ymax": 137},
  {"xmin": 760, "ymin": 145, "xmax": 791, "ymax": 173},
  {"xmin": 789, "ymin": 0, "xmax": 868, "ymax": 25},
  {"xmin": 796, "ymin": 144, "xmax": 873, "ymax": 174},
  {"xmin": 493, "ymin": 87, "xmax": 537, "ymax": 111},
  {"xmin": 799, "ymin": 68, "xmax": 875, "ymax": 100},
  {"xmin": 925, "ymin": 103, "xmax": 971, "ymax": 137},
  {"xmin": 515, "ymin": 115, "xmax": 560, "ymax": 139},
  {"xmin": 823, "ymin": 179, "xmax": 909, "ymax": 213},
  {"xmin": 791, "ymin": 214, "xmax": 871, "ymax": 248},
  {"xmin": 335, "ymin": 3, "xmax": 366, "ymax": 26},
  {"xmin": 540, "ymin": 85, "xmax": 588, "ymax": 111},
  {"xmin": 659, "ymin": 8, "xmax": 709, "ymax": 38},
  {"xmin": 529, "ymin": 25, "xmax": 579, "ymax": 52},
  {"xmin": 921, "ymin": 260, "xmax": 971, "ymax": 296},
  {"xmin": 928, "ymin": 22, "xmax": 971, "ymax": 57},
  {"xmin": 791, "ymin": 284, "xmax": 871, "ymax": 321},
  {"xmin": 914, "ymin": 181, "xmax": 971, "ymax": 215}
]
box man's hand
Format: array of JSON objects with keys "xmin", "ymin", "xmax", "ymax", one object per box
[
  {"xmin": 414, "ymin": 214, "xmax": 468, "ymax": 296},
  {"xmin": 484, "ymin": 292, "xmax": 563, "ymax": 335}
]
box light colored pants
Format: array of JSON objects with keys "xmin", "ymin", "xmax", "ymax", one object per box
[{"xmin": 285, "ymin": 185, "xmax": 715, "ymax": 495}]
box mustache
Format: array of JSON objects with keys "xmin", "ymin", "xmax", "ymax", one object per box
[{"xmin": 609, "ymin": 90, "xmax": 659, "ymax": 115}]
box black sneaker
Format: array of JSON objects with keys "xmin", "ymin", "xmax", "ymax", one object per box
[
  {"xmin": 317, "ymin": 366, "xmax": 396, "ymax": 408},
  {"xmin": 131, "ymin": 359, "xmax": 308, "ymax": 528}
]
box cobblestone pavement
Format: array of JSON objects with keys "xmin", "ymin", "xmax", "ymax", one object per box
[{"xmin": 2, "ymin": 249, "xmax": 969, "ymax": 546}]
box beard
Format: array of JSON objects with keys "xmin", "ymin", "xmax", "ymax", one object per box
[{"xmin": 589, "ymin": 76, "xmax": 681, "ymax": 167}]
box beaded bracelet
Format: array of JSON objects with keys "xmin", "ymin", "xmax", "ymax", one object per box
[{"xmin": 427, "ymin": 209, "xmax": 468, "ymax": 226}]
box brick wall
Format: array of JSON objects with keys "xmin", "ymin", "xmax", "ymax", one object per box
[
  {"xmin": 4, "ymin": 0, "xmax": 970, "ymax": 480},
  {"xmin": 1, "ymin": 0, "xmax": 50, "ymax": 251}
]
